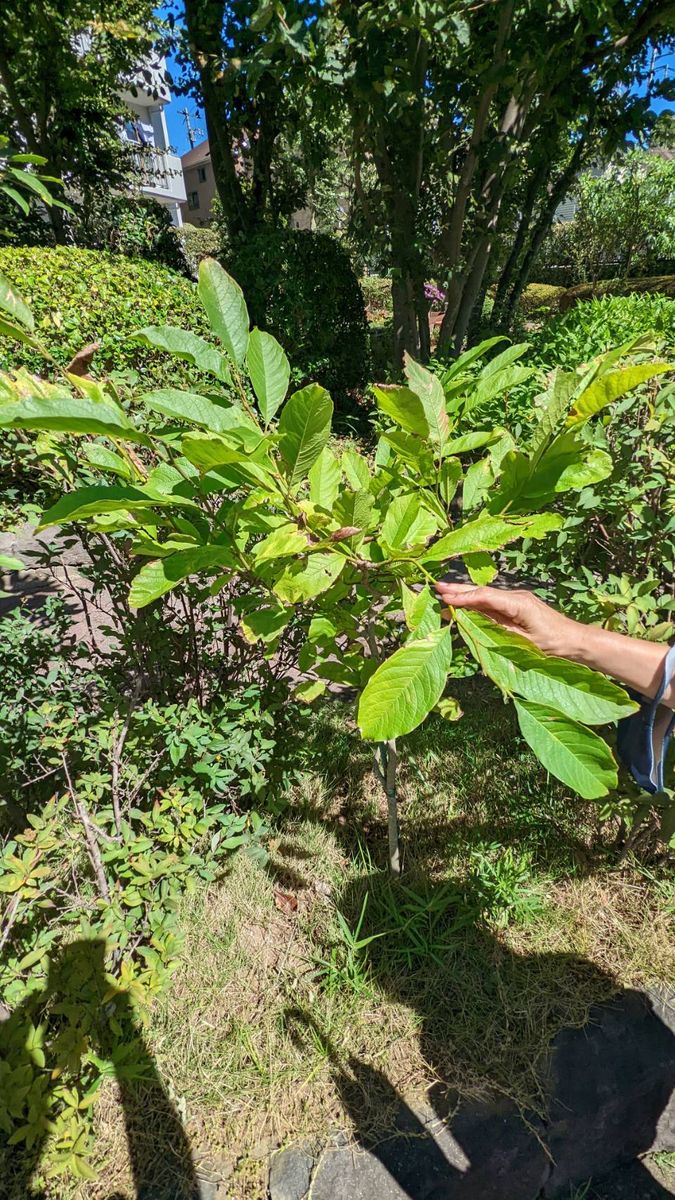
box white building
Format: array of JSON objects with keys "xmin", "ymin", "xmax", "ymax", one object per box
[{"xmin": 119, "ymin": 59, "xmax": 186, "ymax": 226}]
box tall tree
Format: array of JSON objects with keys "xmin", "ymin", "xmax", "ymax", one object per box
[
  {"xmin": 0, "ymin": 0, "xmax": 160, "ymax": 241},
  {"xmin": 173, "ymin": 0, "xmax": 324, "ymax": 242}
]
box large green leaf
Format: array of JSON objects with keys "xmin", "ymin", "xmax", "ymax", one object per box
[
  {"xmin": 404, "ymin": 355, "xmax": 449, "ymax": 448},
  {"xmin": 514, "ymin": 699, "xmax": 617, "ymax": 799},
  {"xmin": 278, "ymin": 384, "xmax": 333, "ymax": 486},
  {"xmin": 198, "ymin": 259, "xmax": 249, "ymax": 365},
  {"xmin": 37, "ymin": 485, "xmax": 189, "ymax": 530},
  {"xmin": 334, "ymin": 488, "xmax": 373, "ymax": 532},
  {"xmin": 381, "ymin": 492, "xmax": 438, "ymax": 550},
  {"xmin": 141, "ymin": 389, "xmax": 261, "ymax": 447},
  {"xmin": 308, "ymin": 446, "xmax": 341, "ymax": 509},
  {"xmin": 0, "ymin": 269, "xmax": 33, "ymax": 331},
  {"xmin": 441, "ymin": 337, "xmax": 506, "ymax": 385},
  {"xmin": 273, "ymin": 551, "xmax": 344, "ymax": 602},
  {"xmin": 342, "ymin": 448, "xmax": 370, "ymax": 490},
  {"xmin": 0, "ymin": 390, "xmax": 142, "ymax": 440},
  {"xmin": 423, "ymin": 512, "xmax": 562, "ymax": 563},
  {"xmin": 497, "ymin": 646, "xmax": 638, "ymax": 724},
  {"xmin": 358, "ymin": 628, "xmax": 453, "ymax": 741},
  {"xmin": 457, "ymin": 612, "xmax": 637, "ymax": 724},
  {"xmin": 246, "ymin": 328, "xmax": 290, "ymax": 425},
  {"xmin": 240, "ymin": 603, "xmax": 291, "ymax": 644},
  {"xmin": 569, "ymin": 362, "xmax": 672, "ymax": 423},
  {"xmin": 252, "ymin": 522, "xmax": 309, "ymax": 562},
  {"xmin": 82, "ymin": 443, "xmax": 134, "ymax": 480},
  {"xmin": 132, "ymin": 326, "xmax": 230, "ymax": 381},
  {"xmin": 129, "ymin": 545, "xmax": 234, "ymax": 608},
  {"xmin": 401, "ymin": 582, "xmax": 441, "ymax": 639},
  {"xmin": 371, "ymin": 384, "xmax": 430, "ymax": 438}
]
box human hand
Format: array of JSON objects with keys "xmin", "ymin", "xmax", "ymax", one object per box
[{"xmin": 434, "ymin": 582, "xmax": 581, "ymax": 659}]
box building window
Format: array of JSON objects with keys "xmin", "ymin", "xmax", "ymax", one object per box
[
  {"xmin": 197, "ymin": 166, "xmax": 207, "ymax": 183},
  {"xmin": 188, "ymin": 191, "xmax": 200, "ymax": 210}
]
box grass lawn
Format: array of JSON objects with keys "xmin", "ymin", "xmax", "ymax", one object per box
[{"xmin": 76, "ymin": 678, "xmax": 675, "ymax": 1200}]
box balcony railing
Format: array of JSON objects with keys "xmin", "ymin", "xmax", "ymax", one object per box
[{"xmin": 130, "ymin": 148, "xmax": 187, "ymax": 204}]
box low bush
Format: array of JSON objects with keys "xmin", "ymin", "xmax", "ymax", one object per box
[
  {"xmin": 175, "ymin": 223, "xmax": 221, "ymax": 277},
  {"xmin": 530, "ymin": 292, "xmax": 675, "ymax": 365},
  {"xmin": 558, "ymin": 275, "xmax": 675, "ymax": 313},
  {"xmin": 229, "ymin": 229, "xmax": 369, "ymax": 412},
  {"xmin": 517, "ymin": 283, "xmax": 566, "ymax": 317},
  {"xmin": 0, "ymin": 246, "xmax": 211, "ymax": 388},
  {"xmin": 360, "ymin": 274, "xmax": 392, "ymax": 315},
  {"xmin": 73, "ymin": 196, "xmax": 190, "ymax": 275}
]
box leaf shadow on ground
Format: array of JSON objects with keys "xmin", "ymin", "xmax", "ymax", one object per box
[
  {"xmin": 279, "ymin": 680, "xmax": 675, "ymax": 1198},
  {"xmin": 0, "ymin": 938, "xmax": 200, "ymax": 1200}
]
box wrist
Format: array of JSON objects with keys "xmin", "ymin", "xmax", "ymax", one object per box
[{"xmin": 545, "ymin": 614, "xmax": 597, "ymax": 662}]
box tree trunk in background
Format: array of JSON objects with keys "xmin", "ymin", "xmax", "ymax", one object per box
[
  {"xmin": 500, "ymin": 139, "xmax": 588, "ymax": 328},
  {"xmin": 184, "ymin": 0, "xmax": 252, "ymax": 243},
  {"xmin": 491, "ymin": 158, "xmax": 549, "ymax": 328}
]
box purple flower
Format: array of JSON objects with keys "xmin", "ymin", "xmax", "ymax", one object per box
[{"xmin": 424, "ymin": 283, "xmax": 446, "ymax": 303}]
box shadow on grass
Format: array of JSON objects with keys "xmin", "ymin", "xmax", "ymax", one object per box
[
  {"xmin": 295, "ymin": 676, "xmax": 637, "ymax": 885},
  {"xmin": 0, "ymin": 939, "xmax": 200, "ymax": 1200},
  {"xmin": 287, "ymin": 870, "xmax": 675, "ymax": 1198},
  {"xmin": 283, "ymin": 683, "xmax": 675, "ymax": 1196}
]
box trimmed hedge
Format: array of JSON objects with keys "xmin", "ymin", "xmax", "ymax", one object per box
[
  {"xmin": 558, "ymin": 274, "xmax": 675, "ymax": 313},
  {"xmin": 229, "ymin": 229, "xmax": 368, "ymax": 411},
  {"xmin": 518, "ymin": 283, "xmax": 566, "ymax": 316},
  {"xmin": 0, "ymin": 246, "xmax": 211, "ymax": 389}
]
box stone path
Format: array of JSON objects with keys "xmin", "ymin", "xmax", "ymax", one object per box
[{"xmin": 268, "ymin": 987, "xmax": 675, "ymax": 1200}]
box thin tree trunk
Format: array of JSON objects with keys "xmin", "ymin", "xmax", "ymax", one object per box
[
  {"xmin": 184, "ymin": 0, "xmax": 252, "ymax": 241},
  {"xmin": 501, "ymin": 138, "xmax": 588, "ymax": 327},
  {"xmin": 491, "ymin": 157, "xmax": 549, "ymax": 328},
  {"xmin": 381, "ymin": 740, "xmax": 400, "ymax": 876}
]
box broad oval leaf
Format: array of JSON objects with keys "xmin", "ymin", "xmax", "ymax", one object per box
[
  {"xmin": 423, "ymin": 512, "xmax": 562, "ymax": 563},
  {"xmin": 371, "ymin": 384, "xmax": 430, "ymax": 438},
  {"xmin": 37, "ymin": 485, "xmax": 189, "ymax": 530},
  {"xmin": 129, "ymin": 545, "xmax": 234, "ymax": 608},
  {"xmin": 569, "ymin": 362, "xmax": 672, "ymax": 423},
  {"xmin": 198, "ymin": 259, "xmax": 249, "ymax": 365},
  {"xmin": 358, "ymin": 628, "xmax": 453, "ymax": 741},
  {"xmin": 246, "ymin": 328, "xmax": 290, "ymax": 425},
  {"xmin": 308, "ymin": 446, "xmax": 341, "ymax": 509},
  {"xmin": 132, "ymin": 326, "xmax": 230, "ymax": 381},
  {"xmin": 273, "ymin": 551, "xmax": 344, "ymax": 602},
  {"xmin": 381, "ymin": 492, "xmax": 438, "ymax": 551},
  {"xmin": 0, "ymin": 390, "xmax": 142, "ymax": 440},
  {"xmin": 278, "ymin": 383, "xmax": 333, "ymax": 486},
  {"xmin": 252, "ymin": 522, "xmax": 308, "ymax": 562},
  {"xmin": 404, "ymin": 354, "xmax": 449, "ymax": 448},
  {"xmin": 141, "ymin": 389, "xmax": 262, "ymax": 448},
  {"xmin": 0, "ymin": 269, "xmax": 33, "ymax": 331},
  {"xmin": 514, "ymin": 699, "xmax": 618, "ymax": 799}
]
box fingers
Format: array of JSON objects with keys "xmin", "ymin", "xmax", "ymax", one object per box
[{"xmin": 434, "ymin": 582, "xmax": 494, "ymax": 609}]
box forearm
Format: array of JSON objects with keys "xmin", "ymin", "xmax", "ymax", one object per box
[{"xmin": 553, "ymin": 621, "xmax": 674, "ymax": 707}]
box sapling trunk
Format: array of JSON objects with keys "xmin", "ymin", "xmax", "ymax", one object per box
[{"xmin": 377, "ymin": 739, "xmax": 401, "ymax": 876}]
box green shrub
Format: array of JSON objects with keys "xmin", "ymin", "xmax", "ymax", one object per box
[
  {"xmin": 229, "ymin": 229, "xmax": 369, "ymax": 412},
  {"xmin": 517, "ymin": 283, "xmax": 566, "ymax": 317},
  {"xmin": 530, "ymin": 292, "xmax": 675, "ymax": 366},
  {"xmin": 0, "ymin": 246, "xmax": 211, "ymax": 388},
  {"xmin": 360, "ymin": 274, "xmax": 392, "ymax": 314},
  {"xmin": 73, "ymin": 195, "xmax": 190, "ymax": 275},
  {"xmin": 175, "ymin": 223, "xmax": 221, "ymax": 277},
  {"xmin": 558, "ymin": 275, "xmax": 675, "ymax": 313}
]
